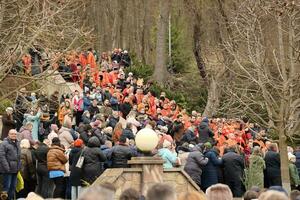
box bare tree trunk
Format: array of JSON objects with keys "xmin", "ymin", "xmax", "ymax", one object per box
[
  {"xmin": 153, "ymin": 0, "xmax": 171, "ymax": 84},
  {"xmin": 278, "ymin": 111, "xmax": 291, "ymax": 193},
  {"xmin": 203, "ymin": 78, "xmax": 220, "ymax": 117}
]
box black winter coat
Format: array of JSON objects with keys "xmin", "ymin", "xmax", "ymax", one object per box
[
  {"xmin": 82, "ymin": 137, "xmax": 106, "ymax": 184},
  {"xmin": 107, "ymin": 116, "xmax": 119, "ymax": 129},
  {"xmin": 222, "ymin": 151, "xmax": 244, "ymax": 183},
  {"xmin": 88, "ymin": 105, "xmax": 99, "ymax": 119},
  {"xmin": 1, "ymin": 114, "xmax": 16, "ymax": 140},
  {"xmin": 34, "ymin": 143, "xmax": 49, "ymax": 176},
  {"xmin": 181, "ymin": 129, "xmax": 197, "ymax": 144},
  {"xmin": 0, "ymin": 138, "xmax": 21, "ymax": 173},
  {"xmin": 119, "ymin": 103, "xmax": 132, "ymax": 118},
  {"xmin": 197, "ymin": 120, "xmax": 214, "ymax": 144},
  {"xmin": 295, "ymin": 151, "xmax": 300, "ymax": 177},
  {"xmin": 184, "ymin": 150, "xmax": 208, "ymax": 186},
  {"xmin": 69, "ymin": 147, "xmax": 83, "ymax": 186},
  {"xmin": 110, "ymin": 144, "xmax": 133, "ymax": 168},
  {"xmin": 122, "ymin": 128, "xmax": 135, "ymax": 140},
  {"xmin": 264, "ymin": 150, "xmax": 281, "ymax": 186},
  {"xmin": 201, "ymin": 149, "xmax": 223, "ymax": 189}
]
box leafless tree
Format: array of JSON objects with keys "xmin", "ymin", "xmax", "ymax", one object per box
[{"xmin": 222, "ymin": 0, "xmax": 300, "ymax": 192}]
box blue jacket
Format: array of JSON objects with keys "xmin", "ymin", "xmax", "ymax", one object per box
[
  {"xmin": 158, "ymin": 148, "xmax": 177, "ymax": 169},
  {"xmin": 24, "ymin": 112, "xmax": 41, "ymax": 141},
  {"xmin": 83, "ymin": 96, "xmax": 91, "ymax": 111},
  {"xmin": 201, "ymin": 149, "xmax": 223, "ymax": 189}
]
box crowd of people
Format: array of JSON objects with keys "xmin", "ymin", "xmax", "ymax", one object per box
[{"xmin": 1, "ymin": 47, "xmax": 300, "ymax": 200}]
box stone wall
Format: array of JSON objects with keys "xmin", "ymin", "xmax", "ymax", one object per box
[{"xmin": 94, "ymin": 157, "xmax": 201, "ymax": 199}]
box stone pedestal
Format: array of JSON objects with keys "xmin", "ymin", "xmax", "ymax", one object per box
[
  {"xmin": 94, "ymin": 156, "xmax": 201, "ymax": 199},
  {"xmin": 128, "ymin": 157, "xmax": 164, "ymax": 196}
]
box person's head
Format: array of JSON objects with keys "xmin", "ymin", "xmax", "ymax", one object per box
[
  {"xmin": 290, "ymin": 190, "xmax": 300, "ymax": 200},
  {"xmin": 8, "ymin": 129, "xmax": 17, "ymax": 141},
  {"xmin": 126, "ymin": 122, "xmax": 132, "ymax": 129},
  {"xmin": 92, "ymin": 99, "xmax": 98, "ymax": 106},
  {"xmin": 6, "ymin": 107, "xmax": 13, "ymax": 115},
  {"xmin": 43, "ymin": 138, "xmax": 50, "ymax": 146},
  {"xmin": 74, "ymin": 139, "xmax": 84, "ymax": 148},
  {"xmin": 289, "ymin": 152, "xmax": 297, "ymax": 163},
  {"xmin": 119, "ymin": 135, "xmax": 129, "ymax": 145},
  {"xmin": 25, "ymin": 122, "xmax": 33, "ymax": 131},
  {"xmin": 206, "ymin": 184, "xmax": 233, "ymax": 200},
  {"xmin": 20, "ymin": 139, "xmax": 31, "ymax": 149},
  {"xmin": 258, "ymin": 190, "xmax": 288, "ymax": 200},
  {"xmin": 78, "ymin": 184, "xmax": 116, "ymax": 200},
  {"xmin": 252, "ymin": 146, "xmax": 262, "ymax": 156},
  {"xmin": 243, "ymin": 190, "xmax": 259, "ymax": 200},
  {"xmin": 112, "ymin": 111, "xmax": 119, "ymax": 118},
  {"xmin": 178, "ymin": 191, "xmax": 206, "ymax": 200},
  {"xmin": 163, "ymin": 140, "xmax": 172, "ymax": 149},
  {"xmin": 119, "ymin": 188, "xmax": 140, "ymax": 200},
  {"xmin": 146, "ymin": 183, "xmax": 177, "ymax": 200},
  {"xmin": 269, "ymin": 143, "xmax": 278, "ymax": 152},
  {"xmin": 105, "ymin": 140, "xmax": 113, "ymax": 148},
  {"xmin": 63, "ymin": 118, "xmax": 72, "ymax": 129},
  {"xmin": 51, "ymin": 124, "xmax": 58, "ymax": 133},
  {"xmin": 51, "ymin": 137, "xmax": 61, "ymax": 146}
]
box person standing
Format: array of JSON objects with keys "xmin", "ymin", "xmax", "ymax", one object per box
[
  {"xmin": 222, "ymin": 146, "xmax": 245, "ymax": 197},
  {"xmin": 288, "ymin": 153, "xmax": 300, "ymax": 190},
  {"xmin": 17, "ymin": 139, "xmax": 36, "ymax": 198},
  {"xmin": 245, "ymin": 146, "xmax": 265, "ymax": 190},
  {"xmin": 201, "ymin": 144, "xmax": 223, "ymax": 191},
  {"xmin": 69, "ymin": 139, "xmax": 84, "ymax": 200},
  {"xmin": 1, "ymin": 107, "xmax": 16, "ymax": 140},
  {"xmin": 184, "ymin": 144, "xmax": 208, "ymax": 187},
  {"xmin": 81, "ymin": 137, "xmax": 106, "ymax": 184},
  {"xmin": 0, "ymin": 129, "xmax": 21, "ymax": 200},
  {"xmin": 34, "ymin": 139, "xmax": 54, "ymax": 198},
  {"xmin": 264, "ymin": 143, "xmax": 281, "ymax": 187},
  {"xmin": 47, "ymin": 137, "xmax": 68, "ymax": 198}
]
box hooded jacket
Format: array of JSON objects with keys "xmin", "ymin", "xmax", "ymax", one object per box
[
  {"xmin": 47, "ymin": 145, "xmax": 68, "ymax": 172},
  {"xmin": 110, "ymin": 143, "xmax": 133, "ymax": 168},
  {"xmin": 197, "ymin": 118, "xmax": 214, "ymax": 144},
  {"xmin": 82, "ymin": 137, "xmax": 106, "ymax": 184},
  {"xmin": 184, "ymin": 149, "xmax": 208, "ymax": 186}
]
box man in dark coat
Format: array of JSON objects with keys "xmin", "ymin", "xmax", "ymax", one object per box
[
  {"xmin": 120, "ymin": 50, "xmax": 131, "ymax": 67},
  {"xmin": 119, "ymin": 97, "xmax": 132, "ymax": 119},
  {"xmin": 121, "ymin": 123, "xmax": 135, "ymax": 140},
  {"xmin": 264, "ymin": 143, "xmax": 281, "ymax": 187},
  {"xmin": 107, "ymin": 111, "xmax": 119, "ymax": 129},
  {"xmin": 34, "ymin": 139, "xmax": 53, "ymax": 198},
  {"xmin": 81, "ymin": 137, "xmax": 106, "ymax": 184},
  {"xmin": 201, "ymin": 144, "xmax": 223, "ymax": 191},
  {"xmin": 222, "ymin": 146, "xmax": 245, "ymax": 197},
  {"xmin": 109, "ymin": 136, "xmax": 133, "ymax": 168},
  {"xmin": 1, "ymin": 107, "xmax": 16, "ymax": 141},
  {"xmin": 49, "ymin": 91, "xmax": 59, "ymax": 119},
  {"xmin": 88, "ymin": 99, "xmax": 99, "ymax": 120},
  {"xmin": 197, "ymin": 118, "xmax": 214, "ymax": 144},
  {"xmin": 184, "ymin": 145, "xmax": 208, "ymax": 187},
  {"xmin": 0, "ymin": 129, "xmax": 21, "ymax": 200},
  {"xmin": 14, "ymin": 88, "xmax": 30, "ymax": 130},
  {"xmin": 181, "ymin": 127, "xmax": 197, "ymax": 144}
]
